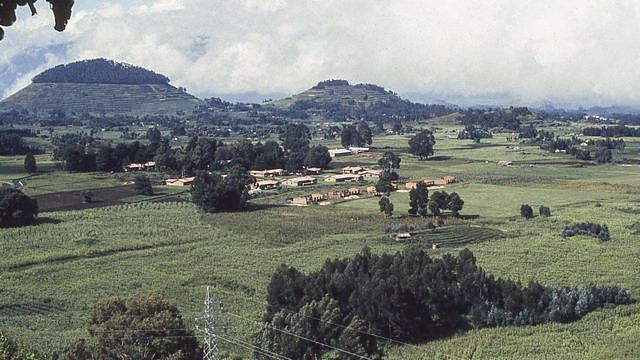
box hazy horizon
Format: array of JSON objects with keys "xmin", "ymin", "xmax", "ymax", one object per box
[{"xmin": 2, "ymin": 1, "xmax": 640, "ymax": 109}]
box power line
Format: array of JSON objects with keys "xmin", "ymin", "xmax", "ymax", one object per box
[
  {"xmin": 217, "ymin": 334, "xmax": 293, "ymax": 360},
  {"xmin": 196, "ymin": 286, "xmax": 226, "ymax": 360},
  {"xmin": 226, "ymin": 311, "xmax": 374, "ymax": 360}
]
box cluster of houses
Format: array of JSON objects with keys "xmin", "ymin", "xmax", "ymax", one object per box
[
  {"xmin": 250, "ymin": 166, "xmax": 383, "ymax": 190},
  {"xmin": 124, "ymin": 161, "xmax": 156, "ymax": 172},
  {"xmin": 404, "ymin": 176, "xmax": 456, "ymax": 190},
  {"xmin": 290, "ymin": 187, "xmax": 367, "ymax": 205}
]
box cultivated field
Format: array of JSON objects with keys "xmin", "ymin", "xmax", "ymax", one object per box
[{"xmin": 0, "ymin": 127, "xmax": 639, "ymax": 358}]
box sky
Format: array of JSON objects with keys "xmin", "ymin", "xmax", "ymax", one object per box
[{"xmin": 2, "ymin": 0, "xmax": 640, "ymax": 107}]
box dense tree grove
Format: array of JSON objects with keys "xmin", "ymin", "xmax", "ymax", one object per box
[
  {"xmin": 64, "ymin": 293, "xmax": 202, "ymax": 360},
  {"xmin": 457, "ymin": 124, "xmax": 493, "ymax": 143},
  {"xmin": 32, "ymin": 59, "xmax": 170, "ymax": 85},
  {"xmin": 0, "ymin": 133, "xmax": 36, "ymax": 156},
  {"xmin": 259, "ymin": 248, "xmax": 634, "ymax": 359},
  {"xmin": 0, "ymin": 189, "xmax": 38, "ymax": 228},
  {"xmin": 427, "ymin": 191, "xmax": 464, "ymax": 217},
  {"xmin": 304, "ymin": 145, "xmax": 332, "ymax": 169},
  {"xmin": 408, "ymin": 129, "xmax": 436, "ymax": 160},
  {"xmin": 190, "ymin": 168, "xmax": 252, "ymax": 212},
  {"xmin": 459, "ymin": 107, "xmax": 531, "ymax": 130},
  {"xmin": 562, "ymin": 223, "xmax": 610, "ymax": 241},
  {"xmin": 582, "ymin": 125, "xmax": 640, "ymax": 137},
  {"xmin": 340, "ymin": 122, "xmax": 373, "ymax": 148}
]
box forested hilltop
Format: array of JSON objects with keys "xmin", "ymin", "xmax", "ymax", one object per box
[{"xmin": 32, "ymin": 58, "xmax": 170, "ymax": 85}]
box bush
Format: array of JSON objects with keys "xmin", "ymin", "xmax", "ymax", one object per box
[
  {"xmin": 133, "ymin": 175, "xmax": 153, "ymax": 196},
  {"xmin": 562, "ymin": 223, "xmax": 610, "ymax": 241},
  {"xmin": 191, "ymin": 168, "xmax": 250, "ymax": 212},
  {"xmin": 539, "ymin": 205, "xmax": 551, "ymax": 217},
  {"xmin": 24, "ymin": 153, "xmax": 37, "ymax": 173},
  {"xmin": 520, "ymin": 204, "xmax": 534, "ymax": 219},
  {"xmin": 0, "ymin": 189, "xmax": 38, "ymax": 228}
]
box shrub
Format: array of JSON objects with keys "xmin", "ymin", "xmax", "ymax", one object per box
[
  {"xmin": 539, "ymin": 205, "xmax": 551, "ymax": 217},
  {"xmin": 0, "ymin": 189, "xmax": 38, "ymax": 228},
  {"xmin": 520, "ymin": 204, "xmax": 534, "ymax": 219},
  {"xmin": 562, "ymin": 223, "xmax": 610, "ymax": 241},
  {"xmin": 133, "ymin": 175, "xmax": 153, "ymax": 196}
]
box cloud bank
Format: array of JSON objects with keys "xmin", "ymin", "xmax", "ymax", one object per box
[{"xmin": 2, "ymin": 0, "xmax": 640, "ymax": 106}]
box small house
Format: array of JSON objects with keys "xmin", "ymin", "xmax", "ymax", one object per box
[
  {"xmin": 283, "ymin": 176, "xmax": 317, "ymax": 187},
  {"xmin": 291, "ymin": 196, "xmax": 312, "ymax": 205},
  {"xmin": 366, "ymin": 186, "xmax": 378, "ymax": 194},
  {"xmin": 348, "ymin": 146, "xmax": 370, "ymax": 154},
  {"xmin": 255, "ymin": 180, "xmax": 280, "ymax": 190},
  {"xmin": 324, "ymin": 174, "xmax": 363, "ymax": 183},
  {"xmin": 250, "ymin": 169, "xmax": 285, "ymax": 178},
  {"xmin": 342, "ymin": 166, "xmax": 365, "ymax": 174},
  {"xmin": 305, "ymin": 167, "xmax": 323, "ymax": 175},
  {"xmin": 165, "ymin": 177, "xmax": 196, "ymax": 187},
  {"xmin": 395, "ymin": 233, "xmax": 412, "ymax": 241},
  {"xmin": 361, "ymin": 169, "xmax": 383, "ymax": 179},
  {"xmin": 328, "ymin": 149, "xmax": 352, "ymax": 158}
]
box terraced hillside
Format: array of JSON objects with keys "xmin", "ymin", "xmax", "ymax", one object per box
[
  {"xmin": 0, "ymin": 59, "xmax": 202, "ymax": 116},
  {"xmin": 1, "ymin": 82, "xmax": 201, "ymax": 115}
]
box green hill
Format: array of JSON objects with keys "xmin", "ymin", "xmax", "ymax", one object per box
[
  {"xmin": 0, "ymin": 59, "xmax": 201, "ymax": 116},
  {"xmin": 266, "ymin": 79, "xmax": 451, "ymax": 121}
]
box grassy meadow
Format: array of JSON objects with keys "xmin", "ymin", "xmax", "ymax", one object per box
[{"xmin": 0, "ymin": 127, "xmax": 639, "ymax": 358}]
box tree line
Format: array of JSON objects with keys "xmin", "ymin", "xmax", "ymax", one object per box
[
  {"xmin": 259, "ymin": 248, "xmax": 634, "ymax": 359},
  {"xmin": 32, "ymin": 58, "xmax": 170, "ymax": 85}
]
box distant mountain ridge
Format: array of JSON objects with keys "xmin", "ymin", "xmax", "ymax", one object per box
[{"xmin": 0, "ymin": 59, "xmax": 201, "ymax": 116}]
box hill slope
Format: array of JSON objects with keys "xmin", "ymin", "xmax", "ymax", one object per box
[
  {"xmin": 266, "ymin": 79, "xmax": 452, "ymax": 121},
  {"xmin": 0, "ymin": 59, "xmax": 201, "ymax": 116}
]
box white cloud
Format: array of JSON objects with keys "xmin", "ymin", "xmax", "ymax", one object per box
[{"xmin": 2, "ymin": 0, "xmax": 640, "ymax": 106}]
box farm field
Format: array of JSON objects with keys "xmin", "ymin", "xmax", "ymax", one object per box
[{"xmin": 0, "ymin": 129, "xmax": 639, "ymax": 358}]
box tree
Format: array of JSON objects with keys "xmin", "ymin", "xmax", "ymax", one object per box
[
  {"xmin": 408, "ymin": 182, "xmax": 428, "ymax": 216},
  {"xmin": 377, "ymin": 151, "xmax": 401, "ymax": 170},
  {"xmin": 0, "ymin": 188, "xmax": 38, "ymax": 228},
  {"xmin": 95, "ymin": 146, "xmax": 120, "ymax": 172},
  {"xmin": 448, "ymin": 192, "xmax": 464, "ymax": 217},
  {"xmin": 340, "ymin": 125, "xmax": 362, "ymax": 148},
  {"xmin": 133, "ymin": 175, "xmax": 153, "ymax": 196},
  {"xmin": 191, "ymin": 167, "xmax": 250, "ymax": 212},
  {"xmin": 539, "ymin": 205, "xmax": 551, "ymax": 217},
  {"xmin": 23, "ymin": 153, "xmax": 36, "ymax": 173},
  {"xmin": 64, "ymin": 293, "xmax": 202, "ymax": 360},
  {"xmin": 428, "ymin": 191, "xmax": 449, "ymax": 216},
  {"xmin": 281, "ymin": 124, "xmax": 311, "ymax": 173},
  {"xmin": 146, "ymin": 127, "xmax": 162, "ymax": 144},
  {"xmin": 375, "ymin": 170, "xmax": 397, "ymax": 194},
  {"xmin": 378, "ymin": 196, "xmax": 393, "ymax": 217},
  {"xmin": 254, "ymin": 140, "xmax": 285, "ymax": 170},
  {"xmin": 304, "ymin": 145, "xmax": 331, "ymax": 169},
  {"xmin": 0, "ymin": 0, "xmax": 74, "ymax": 41},
  {"xmin": 595, "ymin": 147, "xmax": 612, "ymax": 164},
  {"xmin": 408, "ymin": 129, "xmax": 436, "ymax": 160},
  {"xmin": 520, "ymin": 204, "xmax": 534, "ymax": 219},
  {"xmin": 356, "ymin": 121, "xmax": 373, "ymax": 145}
]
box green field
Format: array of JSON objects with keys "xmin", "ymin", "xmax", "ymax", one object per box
[{"xmin": 1, "ymin": 127, "xmax": 639, "ymax": 358}]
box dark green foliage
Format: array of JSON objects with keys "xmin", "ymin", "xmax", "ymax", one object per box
[
  {"xmin": 146, "ymin": 127, "xmax": 162, "ymax": 144},
  {"xmin": 375, "ymin": 170, "xmax": 398, "ymax": 194},
  {"xmin": 254, "ymin": 140, "xmax": 286, "ymax": 170},
  {"xmin": 95, "ymin": 146, "xmax": 121, "ymax": 172},
  {"xmin": 261, "ymin": 248, "xmax": 634, "ymax": 359},
  {"xmin": 356, "ymin": 122, "xmax": 373, "ymax": 146},
  {"xmin": 63, "ymin": 293, "xmax": 201, "ymax": 360},
  {"xmin": 340, "ymin": 125, "xmax": 362, "ymax": 148},
  {"xmin": 378, "ymin": 196, "xmax": 393, "ymax": 217},
  {"xmin": 23, "ymin": 153, "xmax": 36, "ymax": 173},
  {"xmin": 32, "ymin": 59, "xmax": 169, "ymax": 85},
  {"xmin": 448, "ymin": 192, "xmax": 464, "ymax": 217},
  {"xmin": 81, "ymin": 191, "xmax": 93, "ymax": 204},
  {"xmin": 133, "ymin": 175, "xmax": 153, "ymax": 196},
  {"xmin": 58, "ymin": 144, "xmax": 97, "ymax": 172},
  {"xmin": 428, "ymin": 191, "xmax": 449, "ymax": 216},
  {"xmin": 539, "ymin": 205, "xmax": 551, "ymax": 217},
  {"xmin": 191, "ymin": 168, "xmax": 250, "ymax": 213},
  {"xmin": 0, "ymin": 189, "xmax": 38, "ymax": 228},
  {"xmin": 582, "ymin": 125, "xmax": 640, "ymax": 137},
  {"xmin": 153, "ymin": 138, "xmax": 179, "ymax": 172},
  {"xmin": 408, "ymin": 182, "xmax": 428, "ymax": 216},
  {"xmin": 0, "ymin": 133, "xmax": 34, "ymax": 155},
  {"xmin": 459, "ymin": 107, "xmax": 530, "ymax": 130},
  {"xmin": 457, "ymin": 124, "xmax": 492, "ymax": 143},
  {"xmin": 562, "ymin": 223, "xmax": 610, "ymax": 241},
  {"xmin": 520, "ymin": 204, "xmax": 534, "ymax": 219},
  {"xmin": 304, "ymin": 145, "xmax": 331, "ymax": 169},
  {"xmin": 408, "ymin": 129, "xmax": 435, "ymax": 160},
  {"xmin": 377, "ymin": 151, "xmax": 401, "ymax": 170},
  {"xmin": 595, "ymin": 147, "xmax": 612, "ymax": 163},
  {"xmin": 281, "ymin": 124, "xmax": 311, "ymax": 172}
]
